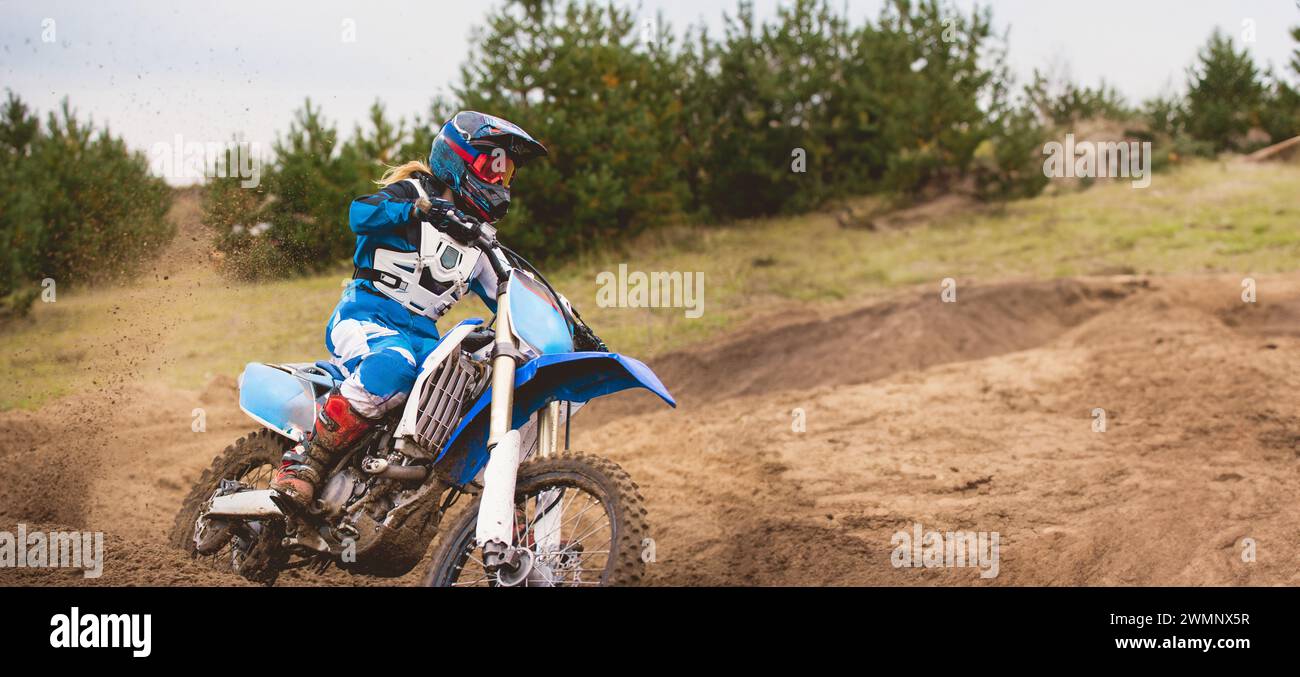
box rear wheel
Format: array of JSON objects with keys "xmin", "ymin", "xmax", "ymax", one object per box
[
  {"xmin": 424, "ymin": 453, "xmax": 648, "ymax": 587},
  {"xmin": 169, "ymin": 428, "xmax": 291, "ymax": 585}
]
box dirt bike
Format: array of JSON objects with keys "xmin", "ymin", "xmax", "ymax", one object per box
[{"xmin": 169, "ymin": 216, "xmax": 674, "ymax": 586}]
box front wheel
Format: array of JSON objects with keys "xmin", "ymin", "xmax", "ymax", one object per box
[{"xmin": 423, "ymin": 453, "xmax": 649, "ymax": 587}]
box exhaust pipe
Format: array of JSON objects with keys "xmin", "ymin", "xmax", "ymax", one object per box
[
  {"xmin": 206, "ymin": 489, "xmax": 285, "ymax": 518},
  {"xmin": 361, "ymin": 457, "xmax": 429, "ymax": 482}
]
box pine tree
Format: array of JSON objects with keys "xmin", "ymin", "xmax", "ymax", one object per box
[
  {"xmin": 456, "ymin": 0, "xmax": 689, "ymax": 259},
  {"xmin": 1291, "ymin": 26, "xmax": 1300, "ymax": 77},
  {"xmin": 0, "ymin": 92, "xmax": 41, "ymax": 313},
  {"xmin": 1184, "ymin": 29, "xmax": 1265, "ymax": 151},
  {"xmin": 1, "ymin": 92, "xmax": 171, "ymax": 312}
]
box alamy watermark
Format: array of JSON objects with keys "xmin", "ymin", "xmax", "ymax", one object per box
[
  {"xmin": 0, "ymin": 524, "xmax": 104, "ymax": 579},
  {"xmin": 595, "ymin": 263, "xmax": 705, "ymax": 319},
  {"xmin": 891, "ymin": 522, "xmax": 1000, "ymax": 579},
  {"xmin": 1043, "ymin": 134, "xmax": 1152, "ymax": 188},
  {"xmin": 50, "ymin": 607, "xmax": 151, "ymax": 658},
  {"xmin": 1241, "ymin": 277, "xmax": 1256, "ymax": 303},
  {"xmin": 149, "ymin": 134, "xmax": 263, "ymax": 188}
]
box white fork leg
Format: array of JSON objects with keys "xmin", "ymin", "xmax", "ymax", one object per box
[
  {"xmin": 476, "ymin": 292, "xmax": 521, "ymax": 558},
  {"xmin": 533, "ymin": 488, "xmax": 564, "ymax": 555},
  {"xmin": 532, "ymin": 402, "xmax": 564, "ymax": 554},
  {"xmin": 476, "ymin": 429, "xmax": 521, "ymax": 549}
]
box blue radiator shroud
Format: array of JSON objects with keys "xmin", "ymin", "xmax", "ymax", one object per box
[{"xmin": 436, "ymin": 351, "xmax": 675, "ymax": 486}]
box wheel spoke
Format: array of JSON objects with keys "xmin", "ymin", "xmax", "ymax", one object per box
[
  {"xmin": 444, "ymin": 476, "xmax": 619, "ymax": 586},
  {"xmin": 566, "ymin": 515, "xmax": 609, "ymax": 550}
]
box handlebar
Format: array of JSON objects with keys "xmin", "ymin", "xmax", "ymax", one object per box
[
  {"xmin": 438, "ymin": 208, "xmax": 607, "ymax": 351},
  {"xmin": 441, "ymin": 208, "xmax": 510, "ymax": 281}
]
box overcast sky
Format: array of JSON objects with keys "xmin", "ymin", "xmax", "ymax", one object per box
[{"xmin": 2, "ymin": 0, "xmax": 1297, "ymax": 172}]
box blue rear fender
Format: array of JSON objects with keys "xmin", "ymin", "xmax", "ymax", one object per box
[{"xmin": 435, "ymin": 352, "xmax": 675, "ymax": 485}]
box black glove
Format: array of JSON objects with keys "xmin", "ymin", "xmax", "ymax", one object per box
[
  {"xmin": 573, "ymin": 323, "xmax": 608, "ymax": 352},
  {"xmin": 436, "ymin": 206, "xmax": 483, "ymax": 245},
  {"xmin": 412, "ymin": 198, "xmax": 481, "ymax": 244}
]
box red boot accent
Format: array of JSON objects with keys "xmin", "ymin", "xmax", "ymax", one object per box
[
  {"xmin": 314, "ymin": 391, "xmax": 374, "ymax": 450},
  {"xmin": 270, "ymin": 391, "xmax": 375, "ymax": 507}
]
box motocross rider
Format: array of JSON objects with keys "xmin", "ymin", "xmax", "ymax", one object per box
[{"xmin": 269, "ymin": 111, "xmax": 549, "ymax": 509}]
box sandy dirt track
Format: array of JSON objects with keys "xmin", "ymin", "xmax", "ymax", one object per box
[{"xmin": 3, "ymin": 267, "xmax": 1299, "ymax": 586}]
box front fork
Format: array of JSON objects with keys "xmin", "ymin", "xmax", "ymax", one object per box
[
  {"xmin": 474, "ymin": 293, "xmax": 565, "ymax": 581},
  {"xmin": 477, "ymin": 289, "xmax": 521, "ymax": 568}
]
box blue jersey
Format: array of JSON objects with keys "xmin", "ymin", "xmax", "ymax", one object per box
[
  {"xmin": 324, "ymin": 172, "xmax": 503, "ymax": 415},
  {"xmin": 346, "ymin": 173, "xmax": 499, "ymax": 314}
]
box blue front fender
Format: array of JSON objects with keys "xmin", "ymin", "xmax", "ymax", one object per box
[{"xmin": 435, "ymin": 352, "xmax": 675, "ymax": 486}]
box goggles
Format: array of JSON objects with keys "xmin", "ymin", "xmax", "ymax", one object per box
[{"xmin": 469, "ymin": 146, "xmax": 517, "ymax": 188}]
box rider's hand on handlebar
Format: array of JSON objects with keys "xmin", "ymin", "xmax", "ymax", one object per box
[
  {"xmin": 438, "ymin": 207, "xmax": 484, "ymax": 245},
  {"xmin": 413, "ymin": 198, "xmax": 478, "ymax": 242},
  {"xmin": 573, "ymin": 323, "xmax": 608, "ymax": 352}
]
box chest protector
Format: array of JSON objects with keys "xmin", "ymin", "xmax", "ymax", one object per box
[{"xmin": 360, "ymin": 178, "xmax": 481, "ymax": 319}]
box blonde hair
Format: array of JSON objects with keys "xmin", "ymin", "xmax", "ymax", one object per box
[{"xmin": 375, "ymin": 160, "xmax": 433, "ymax": 187}]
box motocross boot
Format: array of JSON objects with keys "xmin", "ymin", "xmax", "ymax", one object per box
[{"xmin": 270, "ymin": 390, "xmax": 376, "ymax": 509}]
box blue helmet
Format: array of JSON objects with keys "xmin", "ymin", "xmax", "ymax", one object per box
[{"xmin": 428, "ymin": 111, "xmax": 547, "ymax": 223}]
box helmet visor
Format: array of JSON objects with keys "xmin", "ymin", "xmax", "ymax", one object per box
[{"xmin": 469, "ymin": 147, "xmax": 517, "ymax": 188}]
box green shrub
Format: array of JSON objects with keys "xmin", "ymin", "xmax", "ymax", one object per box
[
  {"xmin": 1258, "ymin": 75, "xmax": 1300, "ymax": 145},
  {"xmin": 1292, "ymin": 26, "xmax": 1300, "ymax": 77},
  {"xmin": 1184, "ymin": 29, "xmax": 1266, "ymax": 152},
  {"xmin": 0, "ymin": 94, "xmax": 42, "ymax": 316},
  {"xmin": 876, "ymin": 1, "xmax": 1006, "ymax": 196},
  {"xmin": 1, "ymin": 92, "xmax": 172, "ymax": 316},
  {"xmin": 208, "ymin": 101, "xmax": 398, "ymax": 279},
  {"xmin": 973, "ymin": 104, "xmax": 1051, "ymax": 201},
  {"xmin": 679, "ymin": 0, "xmax": 846, "ymax": 217},
  {"xmin": 1141, "ymin": 93, "xmax": 1185, "ymax": 139},
  {"xmin": 1027, "ymin": 71, "xmax": 1133, "ymax": 126},
  {"xmin": 683, "ymin": 0, "xmax": 1011, "ymax": 209},
  {"xmin": 457, "ymin": 0, "xmax": 690, "ymax": 260}
]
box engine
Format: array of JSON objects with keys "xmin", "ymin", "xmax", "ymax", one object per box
[{"xmin": 289, "ymin": 347, "xmax": 486, "ymax": 576}]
